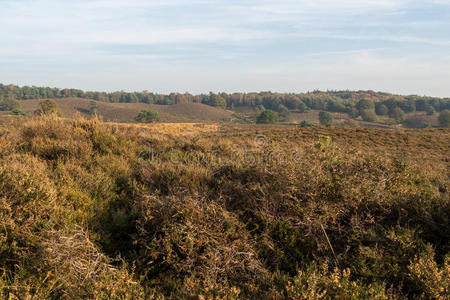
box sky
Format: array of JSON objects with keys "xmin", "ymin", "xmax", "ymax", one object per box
[{"xmin": 1, "ymin": 0, "xmax": 449, "ymax": 97}]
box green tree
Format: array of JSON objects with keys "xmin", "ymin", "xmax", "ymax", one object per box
[
  {"xmin": 213, "ymin": 96, "xmax": 227, "ymax": 109},
  {"xmin": 376, "ymin": 104, "xmax": 389, "ymax": 116},
  {"xmin": 361, "ymin": 109, "xmax": 377, "ymax": 122},
  {"xmin": 297, "ymin": 102, "xmax": 308, "ymax": 113},
  {"xmin": 348, "ymin": 107, "xmax": 360, "ymax": 119},
  {"xmin": 34, "ymin": 100, "xmax": 60, "ymax": 116},
  {"xmin": 390, "ymin": 107, "xmax": 406, "ymax": 123},
  {"xmin": 356, "ymin": 99, "xmax": 374, "ymax": 111},
  {"xmin": 256, "ymin": 110, "xmax": 278, "ymax": 124},
  {"xmin": 425, "ymin": 105, "xmax": 436, "ymax": 116},
  {"xmin": 135, "ymin": 110, "xmax": 161, "ymax": 123},
  {"xmin": 319, "ymin": 111, "xmax": 333, "ymax": 126},
  {"xmin": 438, "ymin": 109, "xmax": 450, "ymax": 128},
  {"xmin": 90, "ymin": 100, "xmax": 99, "ymax": 115},
  {"xmin": 278, "ymin": 105, "xmax": 291, "ymax": 121}
]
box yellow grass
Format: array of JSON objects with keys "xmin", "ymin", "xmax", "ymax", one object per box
[{"xmin": 116, "ymin": 122, "xmax": 220, "ymax": 136}]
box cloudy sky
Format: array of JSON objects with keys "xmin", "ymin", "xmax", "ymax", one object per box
[{"xmin": 1, "ymin": 0, "xmax": 449, "ymax": 96}]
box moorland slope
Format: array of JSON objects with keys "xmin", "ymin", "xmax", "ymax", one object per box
[{"xmin": 17, "ymin": 98, "xmax": 236, "ymax": 123}]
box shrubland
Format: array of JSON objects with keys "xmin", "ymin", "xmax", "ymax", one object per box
[{"xmin": 0, "ymin": 115, "xmax": 448, "ymax": 299}]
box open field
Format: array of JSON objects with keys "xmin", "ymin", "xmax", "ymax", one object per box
[{"xmin": 0, "ymin": 115, "xmax": 449, "ymax": 299}]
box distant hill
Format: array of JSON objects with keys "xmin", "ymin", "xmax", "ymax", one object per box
[
  {"xmin": 17, "ymin": 98, "xmax": 236, "ymax": 123},
  {"xmin": 1, "ymin": 82, "xmax": 449, "ymax": 127}
]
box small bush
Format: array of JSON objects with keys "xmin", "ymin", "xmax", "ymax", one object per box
[
  {"xmin": 135, "ymin": 109, "xmax": 161, "ymax": 123},
  {"xmin": 0, "ymin": 98, "xmax": 20, "ymax": 111},
  {"xmin": 11, "ymin": 107, "xmax": 28, "ymax": 116},
  {"xmin": 34, "ymin": 100, "xmax": 61, "ymax": 116},
  {"xmin": 256, "ymin": 110, "xmax": 278, "ymax": 124},
  {"xmin": 319, "ymin": 111, "xmax": 333, "ymax": 126},
  {"xmin": 298, "ymin": 120, "xmax": 316, "ymax": 127}
]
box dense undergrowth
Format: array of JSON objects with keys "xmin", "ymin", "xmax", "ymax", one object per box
[{"xmin": 0, "ymin": 115, "xmax": 448, "ymax": 299}]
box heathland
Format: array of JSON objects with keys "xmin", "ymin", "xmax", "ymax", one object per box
[
  {"xmin": 0, "ymin": 113, "xmax": 448, "ymax": 299},
  {"xmin": 1, "ymin": 84, "xmax": 450, "ymax": 128}
]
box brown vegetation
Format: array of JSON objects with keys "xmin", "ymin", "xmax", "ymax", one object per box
[
  {"xmin": 0, "ymin": 115, "xmax": 448, "ymax": 299},
  {"xmin": 17, "ymin": 98, "xmax": 235, "ymax": 123}
]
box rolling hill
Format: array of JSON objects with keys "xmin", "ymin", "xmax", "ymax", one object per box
[{"xmin": 17, "ymin": 98, "xmax": 236, "ymax": 123}]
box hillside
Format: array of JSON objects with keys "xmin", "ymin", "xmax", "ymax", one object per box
[
  {"xmin": 16, "ymin": 98, "xmax": 235, "ymax": 123},
  {"xmin": 0, "ymin": 115, "xmax": 448, "ymax": 299},
  {"xmin": 2, "ymin": 83, "xmax": 449, "ymax": 128}
]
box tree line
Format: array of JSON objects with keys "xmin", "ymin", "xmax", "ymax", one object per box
[{"xmin": 1, "ymin": 83, "xmax": 449, "ymax": 116}]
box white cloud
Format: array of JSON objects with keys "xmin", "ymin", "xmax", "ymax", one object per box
[{"xmin": 0, "ymin": 0, "xmax": 449, "ymax": 96}]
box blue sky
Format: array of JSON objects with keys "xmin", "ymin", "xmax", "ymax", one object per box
[{"xmin": 1, "ymin": 0, "xmax": 449, "ymax": 96}]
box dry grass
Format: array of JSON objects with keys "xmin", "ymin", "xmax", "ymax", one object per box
[
  {"xmin": 0, "ymin": 115, "xmax": 448, "ymax": 299},
  {"xmin": 16, "ymin": 98, "xmax": 235, "ymax": 123},
  {"xmin": 118, "ymin": 122, "xmax": 220, "ymax": 136}
]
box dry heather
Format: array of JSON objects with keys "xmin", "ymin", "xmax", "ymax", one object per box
[
  {"xmin": 0, "ymin": 115, "xmax": 449, "ymax": 299},
  {"xmin": 17, "ymin": 98, "xmax": 235, "ymax": 123}
]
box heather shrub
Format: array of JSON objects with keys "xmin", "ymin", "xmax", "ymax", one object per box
[
  {"xmin": 285, "ymin": 263, "xmax": 394, "ymax": 299},
  {"xmin": 133, "ymin": 195, "xmax": 266, "ymax": 297},
  {"xmin": 0, "ymin": 116, "xmax": 448, "ymax": 298}
]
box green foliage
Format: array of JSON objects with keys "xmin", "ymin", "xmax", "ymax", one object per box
[
  {"xmin": 438, "ymin": 109, "xmax": 450, "ymax": 127},
  {"xmin": 348, "ymin": 107, "xmax": 360, "ymax": 119},
  {"xmin": 89, "ymin": 100, "xmax": 99, "ymax": 115},
  {"xmin": 11, "ymin": 107, "xmax": 28, "ymax": 116},
  {"xmin": 390, "ymin": 107, "xmax": 406, "ymax": 123},
  {"xmin": 0, "ymin": 98, "xmax": 20, "ymax": 111},
  {"xmin": 211, "ymin": 95, "xmax": 227, "ymax": 109},
  {"xmin": 256, "ymin": 109, "xmax": 278, "ymax": 124},
  {"xmin": 34, "ymin": 100, "xmax": 60, "ymax": 116},
  {"xmin": 278, "ymin": 105, "xmax": 291, "ymax": 121},
  {"xmin": 356, "ymin": 99, "xmax": 375, "ymax": 111},
  {"xmin": 2, "ymin": 83, "xmax": 450, "ymax": 117},
  {"xmin": 360, "ymin": 109, "xmax": 377, "ymax": 122},
  {"xmin": 297, "ymin": 102, "xmax": 308, "ymax": 113},
  {"xmin": 376, "ymin": 104, "xmax": 389, "ymax": 116},
  {"xmin": 319, "ymin": 111, "xmax": 333, "ymax": 126},
  {"xmin": 135, "ymin": 109, "xmax": 161, "ymax": 123},
  {"xmin": 298, "ymin": 120, "xmax": 316, "ymax": 127},
  {"xmin": 426, "ymin": 105, "xmax": 436, "ymax": 115}
]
